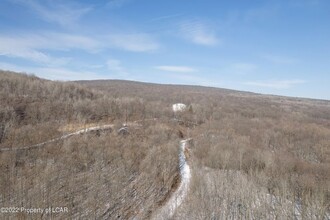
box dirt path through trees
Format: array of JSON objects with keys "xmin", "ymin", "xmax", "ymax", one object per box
[{"xmin": 152, "ymin": 139, "xmax": 191, "ymax": 219}]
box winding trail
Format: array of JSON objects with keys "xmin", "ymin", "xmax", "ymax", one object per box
[
  {"xmin": 152, "ymin": 139, "xmax": 191, "ymax": 220},
  {"xmin": 0, "ymin": 124, "xmax": 114, "ymax": 152},
  {"xmin": 0, "ymin": 118, "xmax": 159, "ymax": 152},
  {"xmin": 1, "ymin": 119, "xmax": 193, "ymax": 219}
]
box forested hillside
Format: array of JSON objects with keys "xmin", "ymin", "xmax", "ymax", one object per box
[
  {"xmin": 0, "ymin": 70, "xmax": 329, "ymax": 219},
  {"xmin": 0, "ymin": 71, "xmax": 181, "ymax": 219},
  {"xmin": 81, "ymin": 79, "xmax": 330, "ymax": 219}
]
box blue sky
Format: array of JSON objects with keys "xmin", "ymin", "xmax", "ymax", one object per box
[{"xmin": 0, "ymin": 0, "xmax": 329, "ymax": 100}]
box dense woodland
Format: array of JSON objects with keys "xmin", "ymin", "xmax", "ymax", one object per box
[
  {"xmin": 80, "ymin": 78, "xmax": 330, "ymax": 219},
  {"xmin": 1, "ymin": 70, "xmax": 329, "ymax": 219},
  {"xmin": 0, "ymin": 71, "xmax": 180, "ymax": 219}
]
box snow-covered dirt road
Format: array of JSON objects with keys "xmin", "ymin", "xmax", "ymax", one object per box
[{"xmin": 152, "ymin": 139, "xmax": 191, "ymax": 220}]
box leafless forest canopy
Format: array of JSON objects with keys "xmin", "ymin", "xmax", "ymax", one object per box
[{"xmin": 0, "ymin": 70, "xmax": 329, "ymax": 219}]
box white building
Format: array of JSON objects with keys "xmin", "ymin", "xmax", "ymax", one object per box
[{"xmin": 172, "ymin": 103, "xmax": 187, "ymax": 113}]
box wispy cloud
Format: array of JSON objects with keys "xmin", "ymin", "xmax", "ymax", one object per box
[
  {"xmin": 0, "ymin": 31, "xmax": 158, "ymax": 66},
  {"xmin": 150, "ymin": 13, "xmax": 183, "ymax": 22},
  {"xmin": 243, "ymin": 79, "xmax": 306, "ymax": 89},
  {"xmin": 106, "ymin": 59, "xmax": 129, "ymax": 76},
  {"xmin": 0, "ymin": 61, "xmax": 102, "ymax": 80},
  {"xmin": 165, "ymin": 72, "xmax": 223, "ymax": 87},
  {"xmin": 179, "ymin": 20, "xmax": 220, "ymax": 46},
  {"xmin": 155, "ymin": 65, "xmax": 197, "ymax": 73},
  {"xmin": 0, "ymin": 32, "xmax": 99, "ymax": 64},
  {"xmin": 107, "ymin": 0, "xmax": 131, "ymax": 9},
  {"xmin": 243, "ymin": 5, "xmax": 279, "ymax": 23},
  {"xmin": 107, "ymin": 34, "xmax": 159, "ymax": 52},
  {"xmin": 262, "ymin": 54, "xmax": 299, "ymax": 64},
  {"xmin": 0, "ymin": 43, "xmax": 52, "ymax": 63},
  {"xmin": 36, "ymin": 67, "xmax": 103, "ymax": 80},
  {"xmin": 9, "ymin": 0, "xmax": 92, "ymax": 27},
  {"xmin": 46, "ymin": 33, "xmax": 100, "ymax": 51},
  {"xmin": 0, "ymin": 62, "xmax": 26, "ymax": 73},
  {"xmin": 229, "ymin": 62, "xmax": 258, "ymax": 75},
  {"xmin": 288, "ymin": 0, "xmax": 320, "ymax": 7}
]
